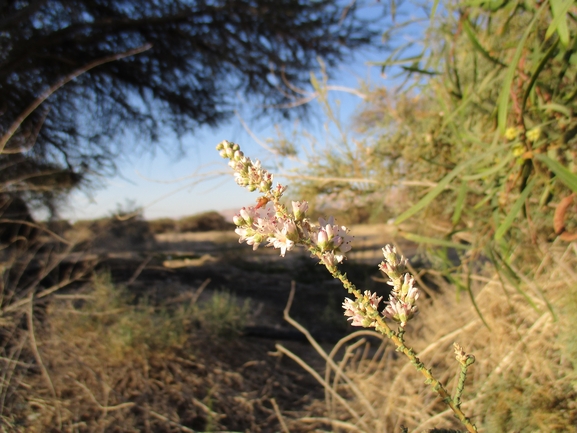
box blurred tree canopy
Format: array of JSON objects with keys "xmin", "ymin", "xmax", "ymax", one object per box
[
  {"xmin": 0, "ymin": 0, "xmax": 386, "ymax": 214},
  {"xmin": 290, "ymin": 0, "xmax": 577, "ymax": 288}
]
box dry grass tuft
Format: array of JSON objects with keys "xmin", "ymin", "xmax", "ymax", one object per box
[{"xmin": 0, "ymin": 267, "xmax": 321, "ymax": 432}]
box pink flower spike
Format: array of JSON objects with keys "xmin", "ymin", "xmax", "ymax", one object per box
[
  {"xmin": 364, "ymin": 290, "xmax": 383, "ymax": 309},
  {"xmin": 382, "ymin": 296, "xmax": 418, "ymax": 327}
]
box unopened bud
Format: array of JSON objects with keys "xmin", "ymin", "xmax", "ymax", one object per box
[
  {"xmin": 400, "ymin": 274, "xmax": 415, "ymax": 297},
  {"xmin": 317, "ymin": 229, "xmax": 329, "ymax": 250},
  {"xmin": 382, "ymin": 245, "xmax": 398, "ymax": 265},
  {"xmin": 259, "ymin": 180, "xmax": 271, "ymax": 192}
]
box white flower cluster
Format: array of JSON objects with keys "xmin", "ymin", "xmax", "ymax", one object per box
[
  {"xmin": 313, "ymin": 216, "xmax": 353, "ymax": 267},
  {"xmin": 232, "ymin": 202, "xmax": 303, "ymax": 257},
  {"xmin": 342, "ymin": 245, "xmax": 420, "ymax": 328},
  {"xmin": 379, "ymin": 245, "xmax": 419, "ymax": 327},
  {"xmin": 232, "ymin": 202, "xmax": 353, "ymax": 264},
  {"xmin": 343, "ymin": 291, "xmax": 383, "ymax": 327}
]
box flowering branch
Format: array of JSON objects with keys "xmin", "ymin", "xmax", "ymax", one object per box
[
  {"xmin": 453, "ymin": 343, "xmax": 476, "ymax": 410},
  {"xmin": 217, "ymin": 140, "xmax": 477, "ymax": 432}
]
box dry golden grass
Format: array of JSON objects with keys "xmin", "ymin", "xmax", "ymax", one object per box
[
  {"xmin": 278, "ymin": 241, "xmax": 577, "ymax": 432},
  {"xmin": 1, "ymin": 271, "xmax": 324, "ymax": 432}
]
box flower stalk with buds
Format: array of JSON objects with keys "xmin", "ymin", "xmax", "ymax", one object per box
[
  {"xmin": 217, "ymin": 140, "xmax": 477, "ymax": 433},
  {"xmin": 453, "ymin": 343, "xmax": 476, "ymax": 410}
]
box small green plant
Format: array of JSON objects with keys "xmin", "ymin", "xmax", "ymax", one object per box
[
  {"xmin": 191, "ymin": 290, "xmax": 251, "ymax": 339},
  {"xmin": 217, "ymin": 140, "xmax": 478, "ymax": 432},
  {"xmin": 72, "ymin": 273, "xmax": 188, "ymax": 356},
  {"xmin": 76, "ymin": 273, "xmax": 253, "ymax": 350}
]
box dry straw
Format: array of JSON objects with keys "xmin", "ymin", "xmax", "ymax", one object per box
[{"xmin": 271, "ymin": 241, "xmax": 577, "ymax": 432}]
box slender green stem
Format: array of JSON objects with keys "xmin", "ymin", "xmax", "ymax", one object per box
[
  {"xmin": 454, "ymin": 364, "xmax": 468, "ymax": 409},
  {"xmin": 320, "ymin": 255, "xmax": 477, "ymax": 433},
  {"xmin": 454, "ymin": 355, "xmax": 475, "ymax": 410},
  {"xmin": 222, "ymin": 140, "xmax": 477, "ymax": 432}
]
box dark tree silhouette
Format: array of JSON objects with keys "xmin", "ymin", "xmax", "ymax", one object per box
[{"xmin": 0, "ymin": 0, "xmax": 384, "ymax": 209}]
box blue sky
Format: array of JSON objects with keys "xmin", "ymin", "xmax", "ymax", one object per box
[
  {"xmin": 61, "ymin": 68, "xmax": 372, "ymax": 220},
  {"xmin": 60, "ymin": 3, "xmax": 428, "ymax": 222}
]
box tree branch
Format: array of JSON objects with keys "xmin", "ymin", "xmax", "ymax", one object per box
[{"xmin": 0, "ymin": 44, "xmax": 152, "ymax": 153}]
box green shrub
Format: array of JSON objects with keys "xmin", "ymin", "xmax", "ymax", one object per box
[
  {"xmin": 190, "ymin": 290, "xmax": 251, "ymax": 339},
  {"xmin": 147, "ymin": 217, "xmax": 177, "ymax": 234},
  {"xmin": 72, "ymin": 214, "xmax": 155, "ymax": 250},
  {"xmin": 178, "ymin": 211, "xmax": 234, "ymax": 232},
  {"xmin": 69, "ymin": 273, "xmax": 187, "ymax": 356},
  {"xmin": 71, "ymin": 274, "xmax": 251, "ymax": 353}
]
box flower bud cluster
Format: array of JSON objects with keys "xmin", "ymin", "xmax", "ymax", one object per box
[
  {"xmin": 379, "ymin": 245, "xmax": 419, "ymax": 327},
  {"xmin": 454, "ymin": 342, "xmax": 475, "ymax": 366},
  {"xmin": 217, "ymin": 140, "xmax": 273, "ymax": 193},
  {"xmin": 526, "ymin": 127, "xmax": 541, "ymax": 142},
  {"xmin": 233, "ymin": 204, "xmax": 301, "ymax": 257},
  {"xmin": 342, "ymin": 291, "xmax": 383, "ymax": 327},
  {"xmin": 232, "ymin": 200, "xmax": 354, "ymax": 265}
]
